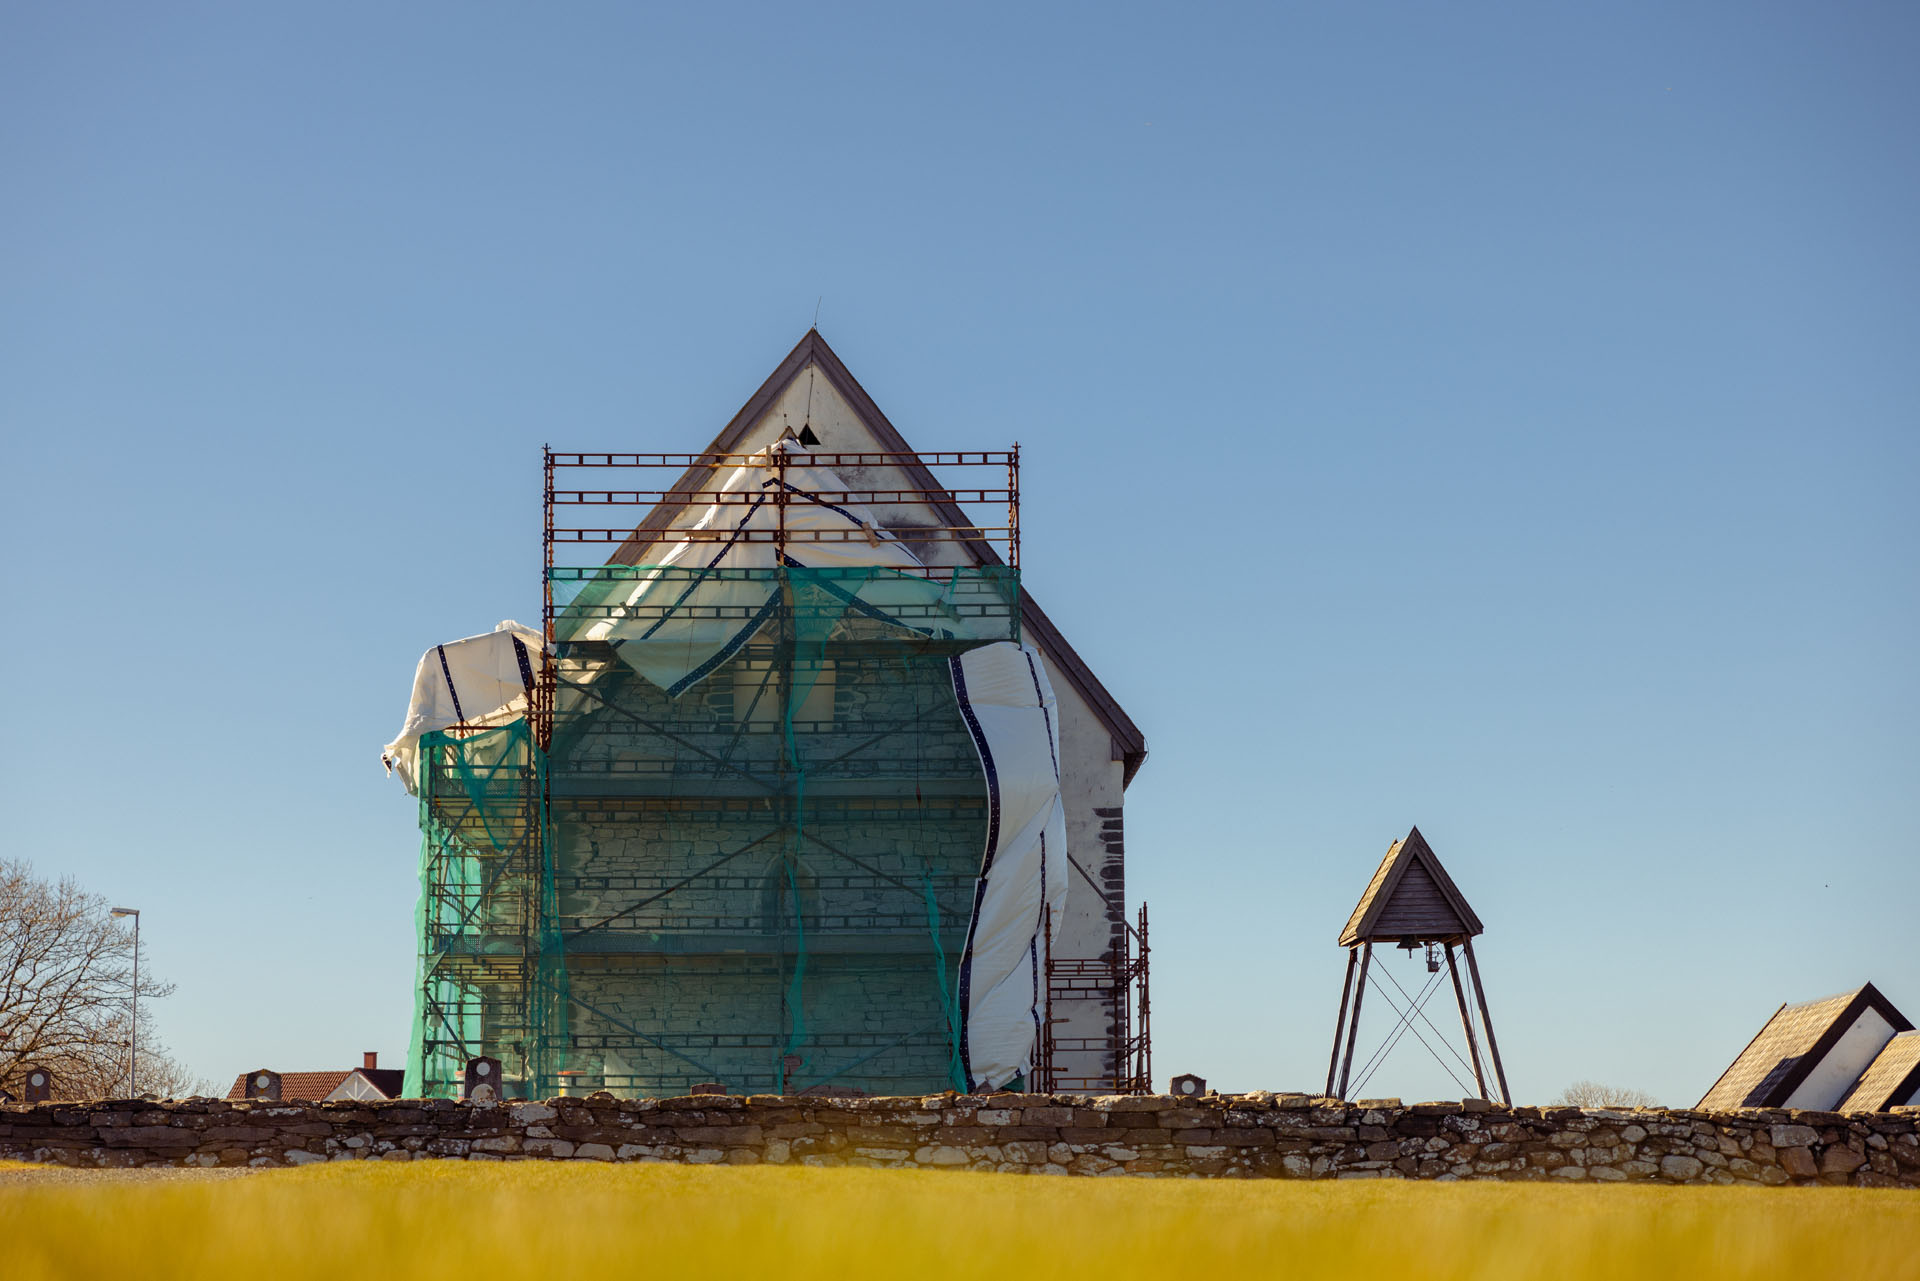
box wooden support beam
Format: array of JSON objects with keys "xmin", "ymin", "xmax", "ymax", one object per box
[
  {"xmin": 1462, "ymin": 938, "xmax": 1510, "ymax": 1106},
  {"xmin": 1335, "ymin": 942, "xmax": 1373, "ymax": 1099},
  {"xmin": 1325, "ymin": 948, "xmax": 1358, "ymax": 1097},
  {"xmin": 1444, "ymin": 941, "xmax": 1490, "ymax": 1101}
]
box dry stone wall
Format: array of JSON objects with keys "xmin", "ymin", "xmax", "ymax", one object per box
[{"xmin": 4, "ymin": 1093, "xmax": 1916, "ymax": 1186}]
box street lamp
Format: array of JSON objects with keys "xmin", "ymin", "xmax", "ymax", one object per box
[{"xmin": 110, "ymin": 908, "xmax": 139, "ymax": 1096}]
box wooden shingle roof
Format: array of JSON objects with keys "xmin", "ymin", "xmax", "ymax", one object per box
[
  {"xmin": 1338, "ymin": 826, "xmax": 1484, "ymax": 947},
  {"xmin": 1696, "ymin": 984, "xmax": 1913, "ymax": 1110},
  {"xmin": 1836, "ymin": 1030, "xmax": 1920, "ymax": 1112}
]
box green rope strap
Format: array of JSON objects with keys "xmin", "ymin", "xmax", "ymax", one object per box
[{"xmin": 923, "ymin": 870, "xmax": 968, "ymax": 1092}]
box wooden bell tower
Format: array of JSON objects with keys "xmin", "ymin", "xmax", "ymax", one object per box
[{"xmin": 1325, "ymin": 826, "xmax": 1510, "ymax": 1104}]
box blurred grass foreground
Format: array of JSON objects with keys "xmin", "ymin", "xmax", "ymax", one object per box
[{"xmin": 3, "ymin": 1161, "xmax": 1918, "ymax": 1280}]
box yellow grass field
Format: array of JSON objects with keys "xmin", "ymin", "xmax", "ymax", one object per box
[{"xmin": 2, "ymin": 1160, "xmax": 1917, "ymax": 1281}]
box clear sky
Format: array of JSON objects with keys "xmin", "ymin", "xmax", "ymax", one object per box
[{"xmin": 4, "ymin": 3, "xmax": 1914, "ymax": 1105}]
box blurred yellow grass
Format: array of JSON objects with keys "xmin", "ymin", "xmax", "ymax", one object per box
[{"xmin": 3, "ymin": 1161, "xmax": 1917, "ymax": 1281}]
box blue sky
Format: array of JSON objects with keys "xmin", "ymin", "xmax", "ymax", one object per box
[{"xmin": 3, "ymin": 2, "xmax": 1914, "ymax": 1104}]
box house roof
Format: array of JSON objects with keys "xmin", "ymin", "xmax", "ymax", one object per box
[
  {"xmin": 351, "ymin": 1068, "xmax": 406, "ymax": 1098},
  {"xmin": 1836, "ymin": 1030, "xmax": 1920, "ymax": 1112},
  {"xmin": 1338, "ymin": 826, "xmax": 1484, "ymax": 946},
  {"xmin": 607, "ymin": 328, "xmax": 1148, "ymax": 786},
  {"xmin": 224, "ymin": 1068, "xmax": 404, "ymax": 1102},
  {"xmin": 1697, "ymin": 983, "xmax": 1914, "ymax": 1110}
]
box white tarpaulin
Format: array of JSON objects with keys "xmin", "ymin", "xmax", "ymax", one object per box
[
  {"xmin": 577, "ymin": 436, "xmax": 932, "ymax": 694},
  {"xmin": 950, "ymin": 641, "xmax": 1069, "ymax": 1090},
  {"xmin": 381, "ymin": 621, "xmax": 544, "ymax": 793}
]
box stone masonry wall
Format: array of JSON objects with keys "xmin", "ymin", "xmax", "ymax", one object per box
[{"xmin": 4, "ymin": 1093, "xmax": 1916, "ymax": 1186}]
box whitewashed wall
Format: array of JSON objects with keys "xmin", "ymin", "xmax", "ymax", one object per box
[{"xmin": 1785, "ymin": 1008, "xmax": 1900, "ymax": 1109}]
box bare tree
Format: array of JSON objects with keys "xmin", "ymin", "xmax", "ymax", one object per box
[
  {"xmin": 0, "ymin": 859, "xmax": 195, "ymax": 1098},
  {"xmin": 1555, "ymin": 1079, "xmax": 1661, "ymax": 1108},
  {"xmin": 38, "ymin": 1012, "xmax": 209, "ymax": 1099}
]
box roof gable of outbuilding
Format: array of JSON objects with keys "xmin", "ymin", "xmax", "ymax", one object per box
[
  {"xmin": 1697, "ymin": 983, "xmax": 1914, "ymax": 1110},
  {"xmin": 1338, "ymin": 826, "xmax": 1485, "ymax": 946},
  {"xmin": 1837, "ymin": 1030, "xmax": 1920, "ymax": 1111}
]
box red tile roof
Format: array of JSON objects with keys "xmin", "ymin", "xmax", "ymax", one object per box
[{"xmin": 223, "ymin": 1068, "xmax": 403, "ymax": 1101}]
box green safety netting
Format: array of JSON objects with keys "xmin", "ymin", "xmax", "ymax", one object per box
[{"xmin": 406, "ymin": 564, "xmax": 1018, "ymax": 1099}]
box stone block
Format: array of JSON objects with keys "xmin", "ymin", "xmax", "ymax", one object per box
[
  {"xmin": 1660, "ymin": 1155, "xmax": 1704, "ymax": 1181},
  {"xmin": 1778, "ymin": 1146, "xmax": 1818, "ymax": 1178},
  {"xmin": 915, "ymin": 1146, "xmax": 971, "ymax": 1166},
  {"xmin": 1819, "ymin": 1146, "xmax": 1867, "ymax": 1175},
  {"xmin": 1211, "ymin": 1131, "xmax": 1275, "ymax": 1148},
  {"xmin": 1021, "ymin": 1107, "xmax": 1075, "ymax": 1126},
  {"xmin": 675, "ymin": 1126, "xmax": 764, "ymax": 1146},
  {"xmin": 99, "ymin": 1127, "xmax": 196, "ymax": 1149},
  {"xmin": 766, "ymin": 1123, "xmax": 825, "ymax": 1139}
]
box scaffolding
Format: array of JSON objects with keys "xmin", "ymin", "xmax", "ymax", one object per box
[
  {"xmin": 1036, "ymin": 904, "xmax": 1151, "ymax": 1093},
  {"xmin": 407, "ymin": 441, "xmax": 1149, "ymax": 1098}
]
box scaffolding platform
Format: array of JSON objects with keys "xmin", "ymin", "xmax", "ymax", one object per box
[{"xmin": 404, "ymin": 442, "xmax": 1149, "ymax": 1098}]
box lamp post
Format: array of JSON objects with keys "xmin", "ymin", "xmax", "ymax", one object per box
[{"xmin": 110, "ymin": 908, "xmax": 139, "ymax": 1096}]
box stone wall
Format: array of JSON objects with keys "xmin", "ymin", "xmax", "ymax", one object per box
[{"xmin": 4, "ymin": 1093, "xmax": 1916, "ymax": 1186}]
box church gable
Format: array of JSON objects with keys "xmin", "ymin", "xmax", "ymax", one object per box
[{"xmin": 614, "ymin": 329, "xmax": 1146, "ymax": 784}]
